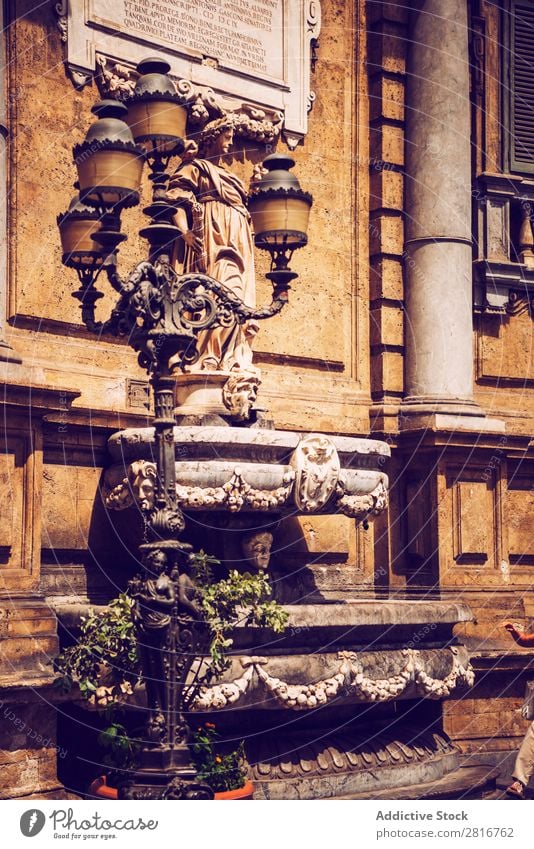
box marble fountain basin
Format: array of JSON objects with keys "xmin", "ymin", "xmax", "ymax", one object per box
[
  {"xmin": 104, "ymin": 426, "xmax": 390, "ymax": 519},
  {"xmin": 190, "ymin": 599, "xmax": 475, "ymax": 711}
]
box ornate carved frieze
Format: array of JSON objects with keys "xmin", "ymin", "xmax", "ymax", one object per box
[
  {"xmin": 103, "ymin": 462, "xmax": 294, "ymax": 514},
  {"xmin": 175, "ymin": 467, "xmax": 294, "ymax": 513},
  {"xmin": 104, "ymin": 428, "xmax": 390, "ymax": 520},
  {"xmin": 104, "ymin": 459, "xmax": 389, "ymax": 520},
  {"xmin": 191, "ymin": 647, "xmax": 474, "ymax": 711}
]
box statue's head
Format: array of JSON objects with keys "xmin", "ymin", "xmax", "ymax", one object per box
[
  {"xmin": 199, "ymin": 115, "xmax": 236, "ymax": 158},
  {"xmin": 144, "ymin": 548, "xmax": 168, "ymax": 575},
  {"xmin": 241, "ymin": 530, "xmax": 274, "ymax": 572}
]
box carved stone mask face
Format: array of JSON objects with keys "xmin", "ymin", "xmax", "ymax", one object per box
[
  {"xmin": 242, "ymin": 532, "xmax": 273, "ymax": 571},
  {"xmin": 130, "ymin": 462, "xmax": 156, "ymax": 512},
  {"xmin": 138, "ymin": 476, "xmax": 155, "ymax": 511}
]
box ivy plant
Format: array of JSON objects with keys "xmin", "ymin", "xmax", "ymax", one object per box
[
  {"xmin": 54, "ymin": 592, "xmax": 141, "ymax": 702},
  {"xmin": 190, "ymin": 551, "xmax": 288, "ymax": 678}
]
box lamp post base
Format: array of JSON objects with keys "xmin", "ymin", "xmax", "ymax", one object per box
[
  {"xmin": 119, "ymin": 772, "xmax": 214, "ymax": 800},
  {"xmin": 119, "ymin": 748, "xmax": 214, "ymax": 799}
]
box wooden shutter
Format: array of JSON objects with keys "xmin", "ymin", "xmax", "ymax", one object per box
[{"xmin": 510, "ymin": 0, "xmax": 534, "ymax": 172}]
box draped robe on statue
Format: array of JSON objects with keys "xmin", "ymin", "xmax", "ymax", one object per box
[{"xmin": 167, "ymin": 158, "xmax": 257, "ymax": 371}]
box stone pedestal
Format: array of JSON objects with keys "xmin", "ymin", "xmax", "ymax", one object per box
[
  {"xmin": 189, "ymin": 600, "xmax": 475, "ymax": 799},
  {"xmin": 174, "ymin": 372, "xmax": 230, "ymax": 419}
]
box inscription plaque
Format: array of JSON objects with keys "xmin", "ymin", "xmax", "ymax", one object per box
[
  {"xmin": 58, "ymin": 0, "xmax": 321, "ymax": 146},
  {"xmin": 90, "ymin": 0, "xmax": 285, "ymax": 83}
]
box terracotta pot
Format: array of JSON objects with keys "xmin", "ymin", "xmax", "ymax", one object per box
[
  {"xmin": 215, "ymin": 780, "xmax": 254, "ymax": 800},
  {"xmin": 89, "ymin": 775, "xmax": 118, "ymax": 800},
  {"xmin": 89, "ymin": 775, "xmax": 254, "ymax": 800}
]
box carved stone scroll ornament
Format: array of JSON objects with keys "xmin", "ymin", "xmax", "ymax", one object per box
[
  {"xmin": 333, "ymin": 475, "xmax": 389, "ymax": 521},
  {"xmin": 191, "ymin": 648, "xmax": 475, "ymax": 711},
  {"xmin": 94, "ymin": 56, "xmax": 284, "ymax": 144},
  {"xmin": 291, "ymin": 434, "xmax": 340, "ymax": 512},
  {"xmin": 55, "ymin": 0, "xmax": 68, "ymax": 42},
  {"xmin": 95, "ymin": 55, "xmax": 136, "ymax": 97}
]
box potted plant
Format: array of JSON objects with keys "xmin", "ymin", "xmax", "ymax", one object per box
[
  {"xmin": 55, "ymin": 551, "xmax": 287, "ymax": 798},
  {"xmin": 190, "ymin": 723, "xmax": 253, "ymax": 800},
  {"xmin": 54, "ymin": 593, "xmax": 142, "ymax": 798}
]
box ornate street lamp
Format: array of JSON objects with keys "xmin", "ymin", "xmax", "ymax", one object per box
[
  {"xmin": 249, "ymin": 152, "xmax": 313, "ymax": 289},
  {"xmin": 58, "ymin": 58, "xmax": 312, "ymax": 800},
  {"xmin": 74, "ymin": 100, "xmax": 145, "ymax": 210},
  {"xmin": 57, "ymin": 194, "xmax": 105, "ymax": 279}
]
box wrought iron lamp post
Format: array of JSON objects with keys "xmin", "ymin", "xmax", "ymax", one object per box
[{"xmin": 58, "ymin": 58, "xmax": 312, "ymax": 799}]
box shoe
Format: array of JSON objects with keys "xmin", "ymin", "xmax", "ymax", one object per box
[{"xmin": 506, "ymin": 780, "xmax": 525, "ymax": 799}]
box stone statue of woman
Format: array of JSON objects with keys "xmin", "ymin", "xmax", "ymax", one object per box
[{"xmin": 166, "ymin": 116, "xmax": 258, "ymax": 373}]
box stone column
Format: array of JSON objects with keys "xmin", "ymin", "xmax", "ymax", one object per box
[
  {"xmin": 402, "ymin": 0, "xmax": 484, "ymax": 425},
  {"xmin": 0, "ymin": 2, "xmax": 20, "ymax": 364}
]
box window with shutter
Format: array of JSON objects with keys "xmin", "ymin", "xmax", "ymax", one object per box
[{"xmin": 507, "ymin": 0, "xmax": 534, "ymax": 173}]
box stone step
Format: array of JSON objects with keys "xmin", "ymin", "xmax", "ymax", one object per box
[{"xmin": 327, "ymin": 764, "xmax": 500, "ymax": 800}]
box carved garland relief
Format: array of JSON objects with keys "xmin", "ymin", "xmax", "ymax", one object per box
[
  {"xmin": 192, "ymin": 647, "xmax": 475, "ymax": 711},
  {"xmin": 103, "ymin": 453, "xmax": 389, "ymax": 521}
]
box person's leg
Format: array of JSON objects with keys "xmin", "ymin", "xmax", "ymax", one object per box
[{"xmin": 508, "ymin": 722, "xmax": 534, "ymax": 796}]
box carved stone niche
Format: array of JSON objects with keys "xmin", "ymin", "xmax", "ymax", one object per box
[{"xmin": 56, "ymin": 0, "xmax": 321, "ymax": 149}]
